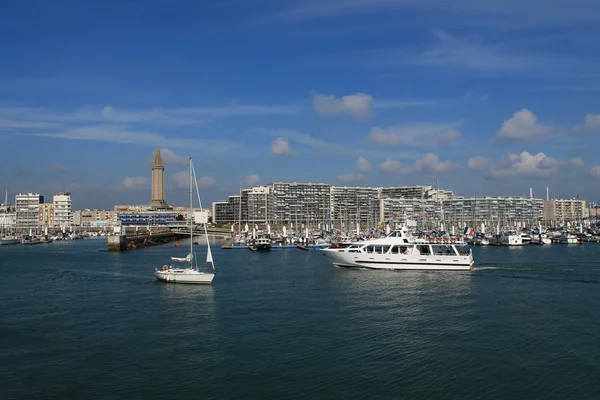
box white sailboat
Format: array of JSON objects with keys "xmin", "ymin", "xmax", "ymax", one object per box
[{"xmin": 154, "ymin": 157, "xmax": 216, "ymax": 284}]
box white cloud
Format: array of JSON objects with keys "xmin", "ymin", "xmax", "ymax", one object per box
[
  {"xmin": 337, "ymin": 173, "xmax": 366, "ymax": 182},
  {"xmin": 262, "ymin": 128, "xmax": 328, "ymax": 151},
  {"xmin": 172, "ymin": 170, "xmax": 189, "ymax": 188},
  {"xmin": 589, "ymin": 166, "xmax": 600, "ymax": 177},
  {"xmin": 467, "ymin": 156, "xmax": 491, "ymax": 172},
  {"xmin": 243, "ymin": 174, "xmax": 261, "ymax": 186},
  {"xmin": 438, "ymin": 129, "xmax": 462, "ymax": 143},
  {"xmin": 197, "ymin": 176, "xmax": 215, "ymax": 188},
  {"xmin": 271, "ymin": 137, "xmax": 294, "ymax": 156},
  {"xmin": 572, "ymin": 113, "xmax": 600, "ymax": 133},
  {"xmin": 313, "ymin": 92, "xmax": 374, "ymax": 118},
  {"xmin": 413, "ymin": 153, "xmax": 459, "ymax": 174},
  {"xmin": 122, "ymin": 176, "xmax": 148, "ymax": 189},
  {"xmin": 380, "ymin": 160, "xmax": 411, "ymax": 174},
  {"xmin": 0, "ymin": 118, "xmax": 59, "ymax": 130},
  {"xmin": 356, "ymin": 156, "xmax": 372, "ymax": 172},
  {"xmin": 570, "ymin": 157, "xmax": 585, "ymax": 167},
  {"xmin": 496, "ymin": 109, "xmax": 553, "ymax": 142},
  {"xmin": 362, "ymin": 30, "xmax": 570, "ymax": 72},
  {"xmin": 173, "ymin": 171, "xmax": 215, "ymax": 189},
  {"xmin": 470, "ymin": 151, "xmax": 567, "ymax": 179},
  {"xmin": 368, "ymin": 123, "xmax": 462, "ymax": 146},
  {"xmin": 263, "ymin": 0, "xmax": 600, "ymax": 27},
  {"xmin": 0, "ymin": 103, "xmax": 299, "ymax": 128},
  {"xmin": 32, "ymin": 125, "xmax": 241, "ymax": 155}
]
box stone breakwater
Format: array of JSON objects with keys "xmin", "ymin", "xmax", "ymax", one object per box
[{"xmin": 107, "ymin": 232, "xmax": 185, "ymax": 252}]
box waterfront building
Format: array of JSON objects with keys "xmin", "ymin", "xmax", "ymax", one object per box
[
  {"xmin": 247, "ymin": 186, "xmax": 273, "ymax": 224},
  {"xmin": 149, "ymin": 149, "xmax": 171, "ymax": 209},
  {"xmin": 53, "ymin": 191, "xmax": 73, "ymax": 227},
  {"xmin": 544, "ymin": 199, "xmax": 588, "ymax": 223},
  {"xmin": 117, "ymin": 211, "xmax": 178, "ymax": 226},
  {"xmin": 0, "ymin": 213, "xmax": 16, "ymax": 229},
  {"xmin": 381, "ymin": 196, "xmax": 544, "ymax": 229},
  {"xmin": 15, "ymin": 193, "xmax": 43, "ymax": 230},
  {"xmin": 331, "ymin": 186, "xmax": 379, "ymax": 228},
  {"xmin": 379, "ymin": 185, "xmax": 433, "ymax": 200},
  {"xmin": 39, "ymin": 203, "xmax": 55, "ymax": 228},
  {"xmin": 270, "ymin": 182, "xmax": 332, "ymax": 226},
  {"xmin": 212, "ymin": 181, "xmax": 546, "ymax": 231},
  {"xmin": 212, "ymin": 201, "xmax": 233, "ymax": 225},
  {"xmin": 74, "ymin": 209, "xmax": 118, "ymax": 227}
]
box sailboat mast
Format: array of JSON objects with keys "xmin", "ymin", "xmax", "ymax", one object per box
[{"xmin": 189, "ymin": 157, "xmax": 193, "ymax": 266}]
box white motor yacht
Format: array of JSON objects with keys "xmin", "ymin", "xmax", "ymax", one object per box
[{"xmin": 321, "ymin": 227, "xmax": 474, "ymax": 271}]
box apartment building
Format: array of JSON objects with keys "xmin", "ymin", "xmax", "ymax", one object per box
[
  {"xmin": 381, "ymin": 196, "xmax": 544, "ymax": 228},
  {"xmin": 74, "ymin": 209, "xmax": 118, "ymax": 227},
  {"xmin": 270, "ymin": 182, "xmax": 332, "ymax": 225},
  {"xmin": 53, "ymin": 192, "xmax": 73, "ymax": 227},
  {"xmin": 331, "ymin": 186, "xmax": 379, "ymax": 226},
  {"xmin": 212, "ymin": 182, "xmax": 546, "ymax": 229},
  {"xmin": 0, "ymin": 213, "xmax": 16, "ymax": 229},
  {"xmin": 39, "ymin": 203, "xmax": 55, "ymax": 227},
  {"xmin": 379, "ymin": 185, "xmax": 433, "ymax": 200},
  {"xmin": 544, "ymin": 199, "xmax": 588, "ymax": 222},
  {"xmin": 15, "ymin": 193, "xmax": 43, "ymax": 229}
]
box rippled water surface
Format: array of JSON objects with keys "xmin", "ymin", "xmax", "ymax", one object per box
[{"xmin": 1, "ymin": 239, "xmax": 599, "ymax": 399}]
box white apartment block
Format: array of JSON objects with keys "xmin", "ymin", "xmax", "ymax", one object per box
[
  {"xmin": 53, "ymin": 192, "xmax": 73, "ymax": 227},
  {"xmin": 15, "ymin": 193, "xmax": 43, "ymax": 230},
  {"xmin": 212, "ymin": 182, "xmax": 547, "ymax": 229},
  {"xmin": 0, "ymin": 213, "xmax": 16, "ymax": 229}
]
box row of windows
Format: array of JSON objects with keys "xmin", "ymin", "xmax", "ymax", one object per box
[{"xmin": 360, "ymin": 244, "xmax": 462, "ymax": 256}]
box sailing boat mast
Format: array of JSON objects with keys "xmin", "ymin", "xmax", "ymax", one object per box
[{"xmin": 189, "ymin": 157, "xmax": 194, "ymax": 269}]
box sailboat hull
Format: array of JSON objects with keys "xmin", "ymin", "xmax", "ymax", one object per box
[{"xmin": 154, "ymin": 268, "xmax": 215, "ymax": 284}]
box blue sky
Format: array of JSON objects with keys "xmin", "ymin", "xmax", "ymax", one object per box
[{"xmin": 2, "ymin": 0, "xmax": 600, "ymax": 209}]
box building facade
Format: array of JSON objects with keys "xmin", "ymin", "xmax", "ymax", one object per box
[
  {"xmin": 117, "ymin": 211, "xmax": 178, "ymax": 226},
  {"xmin": 15, "ymin": 193, "xmax": 43, "ymax": 230},
  {"xmin": 0, "ymin": 213, "xmax": 16, "ymax": 229},
  {"xmin": 39, "ymin": 203, "xmax": 55, "ymax": 227},
  {"xmin": 381, "ymin": 196, "xmax": 544, "ymax": 229},
  {"xmin": 212, "ymin": 182, "xmax": 548, "ymax": 230},
  {"xmin": 544, "ymin": 199, "xmax": 588, "ymax": 222},
  {"xmin": 331, "ymin": 186, "xmax": 380, "ymax": 227},
  {"xmin": 53, "ymin": 191, "xmax": 73, "ymax": 227},
  {"xmin": 74, "ymin": 209, "xmax": 118, "ymax": 227},
  {"xmin": 379, "ymin": 185, "xmax": 433, "ymax": 200}
]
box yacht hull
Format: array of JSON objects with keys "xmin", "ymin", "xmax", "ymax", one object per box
[
  {"xmin": 0, "ymin": 238, "xmax": 19, "ymax": 245},
  {"xmin": 321, "ymin": 249, "xmax": 473, "ymax": 270},
  {"xmin": 154, "ymin": 268, "xmax": 215, "ymax": 284}
]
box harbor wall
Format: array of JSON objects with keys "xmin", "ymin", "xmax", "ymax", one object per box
[{"xmin": 107, "ymin": 232, "xmax": 184, "ymax": 252}]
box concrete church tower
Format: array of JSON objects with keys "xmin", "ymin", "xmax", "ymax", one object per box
[{"xmin": 149, "ymin": 149, "xmax": 169, "ymax": 209}]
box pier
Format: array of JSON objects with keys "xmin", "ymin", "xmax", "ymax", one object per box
[{"xmin": 107, "ymin": 230, "xmax": 185, "ymax": 252}]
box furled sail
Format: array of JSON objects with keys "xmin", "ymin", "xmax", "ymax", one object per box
[{"xmin": 171, "ymin": 253, "xmax": 193, "ymax": 262}]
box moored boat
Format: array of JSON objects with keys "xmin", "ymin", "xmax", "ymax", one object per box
[
  {"xmin": 0, "ymin": 235, "xmax": 20, "ymax": 245},
  {"xmin": 248, "ymin": 237, "xmax": 271, "ymax": 251}
]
